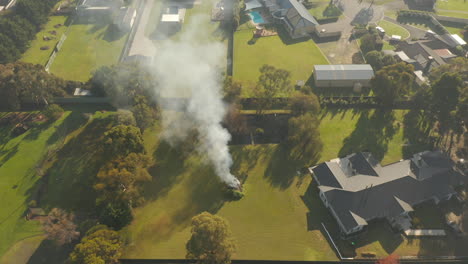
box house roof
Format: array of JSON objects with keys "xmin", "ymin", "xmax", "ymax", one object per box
[
  {"xmin": 310, "ymin": 151, "xmax": 465, "ymax": 233},
  {"xmin": 397, "ymin": 41, "xmax": 446, "ymax": 71},
  {"xmin": 245, "ymin": 0, "xmax": 262, "ymax": 10},
  {"xmin": 263, "ymin": 0, "xmax": 319, "ymax": 28},
  {"xmin": 314, "ymin": 65, "xmax": 374, "ymax": 81}
]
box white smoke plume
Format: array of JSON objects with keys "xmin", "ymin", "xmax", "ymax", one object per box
[{"xmin": 151, "ymin": 14, "xmax": 239, "ymax": 187}]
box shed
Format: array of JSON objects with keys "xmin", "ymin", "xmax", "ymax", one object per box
[
  {"xmin": 313, "ymin": 64, "xmax": 375, "ymax": 89},
  {"xmin": 26, "ymin": 208, "xmax": 46, "ymax": 220},
  {"xmin": 161, "ymin": 14, "xmax": 180, "ymax": 23}
]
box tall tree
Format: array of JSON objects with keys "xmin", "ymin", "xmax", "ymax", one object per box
[
  {"xmin": 371, "ymin": 62, "xmax": 414, "ymax": 106},
  {"xmin": 254, "ymin": 65, "xmax": 292, "ymax": 114},
  {"xmin": 288, "ymin": 91, "xmax": 320, "ymax": 116},
  {"xmin": 223, "ymin": 76, "xmax": 242, "ymax": 104},
  {"xmin": 94, "ymin": 153, "xmax": 152, "ymax": 206},
  {"xmin": 103, "ymin": 125, "xmax": 145, "ymax": 156},
  {"xmin": 70, "ymin": 228, "xmax": 122, "ymax": 264},
  {"xmin": 431, "ymin": 72, "xmax": 462, "ymax": 116},
  {"xmin": 186, "ymin": 212, "xmax": 236, "ymax": 264},
  {"xmin": 287, "ymin": 113, "xmax": 323, "ymax": 165},
  {"xmin": 42, "ymin": 208, "xmax": 80, "ymax": 246},
  {"xmin": 131, "ymin": 95, "xmax": 156, "ymax": 132}
]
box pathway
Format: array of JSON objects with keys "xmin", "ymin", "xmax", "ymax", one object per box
[{"xmin": 127, "ymin": 0, "xmax": 156, "ymax": 58}]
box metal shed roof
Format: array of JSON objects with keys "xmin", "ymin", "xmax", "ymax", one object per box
[{"xmin": 314, "ymin": 64, "xmax": 374, "ymax": 81}]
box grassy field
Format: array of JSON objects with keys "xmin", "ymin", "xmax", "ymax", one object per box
[
  {"xmin": 436, "ymin": 10, "xmax": 468, "ymax": 18},
  {"xmin": 436, "ymin": 0, "xmax": 468, "ymax": 12},
  {"xmin": 50, "ymin": 19, "xmax": 128, "ymax": 81},
  {"xmin": 378, "ymin": 20, "xmax": 410, "ymax": 39},
  {"xmin": 0, "ymin": 112, "xmax": 81, "ymax": 258},
  {"xmin": 122, "ymin": 109, "xmax": 431, "ymax": 260},
  {"xmin": 233, "ymin": 26, "xmax": 329, "ymax": 95},
  {"xmin": 21, "ymin": 16, "xmax": 69, "ymax": 66},
  {"xmin": 0, "ymin": 109, "xmax": 114, "ymax": 263}
]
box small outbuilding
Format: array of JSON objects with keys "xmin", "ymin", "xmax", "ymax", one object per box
[{"xmin": 313, "ymin": 64, "xmax": 375, "ymax": 89}]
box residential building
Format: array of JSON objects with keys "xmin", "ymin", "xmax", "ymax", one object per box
[
  {"xmin": 261, "ymin": 0, "xmax": 319, "ymax": 39},
  {"xmin": 309, "ymin": 151, "xmax": 465, "ymax": 236},
  {"xmin": 313, "ymin": 64, "xmax": 374, "ymax": 90}
]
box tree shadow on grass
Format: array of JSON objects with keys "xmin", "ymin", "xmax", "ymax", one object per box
[
  {"xmin": 0, "ymin": 143, "xmax": 19, "ymax": 167},
  {"xmin": 40, "ymin": 116, "xmax": 114, "ymax": 213},
  {"xmin": 142, "ymin": 141, "xmax": 187, "ymax": 201},
  {"xmin": 339, "ymin": 109, "xmax": 398, "ymax": 161},
  {"xmin": 102, "ymin": 24, "xmax": 126, "ymax": 42},
  {"xmin": 26, "ymin": 239, "xmax": 72, "ymax": 264},
  {"xmin": 402, "ymin": 109, "xmax": 433, "ymax": 159},
  {"xmin": 264, "ymin": 144, "xmax": 306, "ymax": 190},
  {"xmin": 46, "ymin": 112, "xmax": 89, "ymax": 145}
]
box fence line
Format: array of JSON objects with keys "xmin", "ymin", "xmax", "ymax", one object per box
[{"xmin": 44, "ymin": 14, "xmax": 75, "ymax": 72}]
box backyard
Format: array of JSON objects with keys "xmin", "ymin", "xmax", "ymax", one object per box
[
  {"xmin": 49, "ymin": 19, "xmax": 128, "ymax": 81},
  {"xmin": 436, "ymin": 0, "xmax": 468, "ymax": 18},
  {"xmin": 121, "ymin": 109, "xmax": 434, "ymax": 260},
  {"xmin": 233, "ymin": 24, "xmax": 329, "ymax": 96},
  {"xmin": 20, "ymin": 16, "xmax": 69, "ymax": 66}
]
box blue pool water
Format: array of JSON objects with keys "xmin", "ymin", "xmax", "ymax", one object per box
[{"xmin": 249, "ymin": 11, "xmax": 265, "ymax": 24}]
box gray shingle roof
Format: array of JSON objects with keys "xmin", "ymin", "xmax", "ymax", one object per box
[
  {"xmin": 310, "ymin": 151, "xmax": 465, "ymax": 233},
  {"xmin": 314, "ymin": 65, "xmax": 375, "ymax": 81},
  {"xmin": 263, "ymin": 0, "xmax": 319, "ymax": 27}
]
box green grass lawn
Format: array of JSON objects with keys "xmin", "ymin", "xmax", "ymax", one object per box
[
  {"xmin": 50, "ymin": 19, "xmax": 128, "ymax": 81},
  {"xmin": 436, "ymin": 0, "xmax": 468, "ymax": 12},
  {"xmin": 378, "ymin": 20, "xmax": 410, "ymax": 39},
  {"xmin": 122, "ymin": 108, "xmax": 430, "ymax": 260},
  {"xmin": 0, "ymin": 112, "xmax": 81, "ymax": 257},
  {"xmin": 233, "ymin": 27, "xmax": 329, "ymax": 95},
  {"xmin": 21, "ymin": 16, "xmax": 69, "ymax": 66}
]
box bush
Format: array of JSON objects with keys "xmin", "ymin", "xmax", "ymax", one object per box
[
  {"xmin": 323, "ymin": 4, "xmax": 341, "ymax": 17},
  {"xmin": 99, "ymin": 202, "xmax": 133, "ymax": 230},
  {"xmin": 42, "ymin": 104, "xmax": 64, "ymax": 120},
  {"xmin": 224, "ymin": 188, "xmax": 244, "ymax": 201}
]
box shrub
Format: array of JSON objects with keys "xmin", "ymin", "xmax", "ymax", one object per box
[
  {"xmin": 224, "ymin": 188, "xmax": 244, "ymax": 201},
  {"xmin": 42, "ymin": 104, "xmax": 64, "ymax": 120}
]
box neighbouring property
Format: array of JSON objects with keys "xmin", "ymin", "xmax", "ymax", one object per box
[
  {"xmin": 313, "ymin": 64, "xmax": 374, "ymax": 91},
  {"xmin": 310, "ymin": 151, "xmax": 465, "ymax": 237},
  {"xmin": 406, "ymin": 0, "xmax": 437, "ymax": 10},
  {"xmin": 77, "ymin": 0, "xmax": 136, "ymax": 32},
  {"xmin": 245, "ymin": 0, "xmax": 319, "ymax": 39}
]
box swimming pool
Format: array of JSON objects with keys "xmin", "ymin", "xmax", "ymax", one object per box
[{"xmin": 249, "ymin": 11, "xmax": 265, "ymax": 24}]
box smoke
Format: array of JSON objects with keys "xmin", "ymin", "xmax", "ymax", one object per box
[{"xmin": 151, "ymin": 14, "xmax": 239, "ymax": 187}]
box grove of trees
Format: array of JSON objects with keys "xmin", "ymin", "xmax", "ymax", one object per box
[
  {"xmin": 371, "ymin": 62, "xmax": 415, "ymax": 106},
  {"xmin": 0, "ymin": 62, "xmax": 72, "ymax": 110}
]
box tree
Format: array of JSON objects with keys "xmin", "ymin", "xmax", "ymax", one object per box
[
  {"xmin": 186, "ymin": 212, "xmax": 236, "ymax": 264},
  {"xmin": 131, "ymin": 95, "xmax": 156, "ymax": 132},
  {"xmin": 254, "ymin": 65, "xmax": 292, "ymax": 114},
  {"xmin": 223, "ymin": 76, "xmax": 242, "ymax": 103},
  {"xmin": 70, "ymin": 228, "xmax": 122, "ymax": 264},
  {"xmin": 287, "ymin": 113, "xmax": 323, "ymax": 165},
  {"xmin": 431, "ymin": 72, "xmax": 462, "ymax": 116},
  {"xmin": 0, "ymin": 62, "xmax": 68, "ymax": 110},
  {"xmin": 371, "ymin": 62, "xmax": 415, "ymax": 106},
  {"xmin": 360, "ymin": 33, "xmax": 377, "ymax": 54},
  {"xmin": 0, "ymin": 33, "xmax": 20, "ymax": 64},
  {"xmin": 225, "ymin": 103, "xmax": 248, "ymax": 134},
  {"xmin": 42, "ymin": 104, "xmax": 64, "ymax": 120},
  {"xmin": 114, "ymin": 109, "xmax": 137, "ymax": 126},
  {"xmin": 88, "ymin": 62, "xmax": 156, "ymax": 108},
  {"xmin": 429, "ymin": 57, "xmax": 467, "ymax": 83},
  {"xmin": 103, "ymin": 125, "xmax": 145, "ymax": 156},
  {"xmin": 99, "ymin": 201, "xmax": 133, "ymax": 230},
  {"xmin": 365, "ymin": 51, "xmax": 397, "ymax": 71},
  {"xmin": 289, "ymin": 91, "xmax": 320, "ymax": 116},
  {"xmin": 94, "ymin": 153, "xmax": 152, "ymax": 206},
  {"xmin": 42, "ymin": 208, "xmax": 80, "ymax": 246}
]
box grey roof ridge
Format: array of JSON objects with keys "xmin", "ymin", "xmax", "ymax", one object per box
[
  {"xmin": 287, "ymin": 0, "xmax": 319, "ymax": 25},
  {"xmin": 349, "ymin": 210, "xmax": 368, "ymax": 226},
  {"xmin": 394, "ymin": 195, "xmax": 414, "ymax": 212}
]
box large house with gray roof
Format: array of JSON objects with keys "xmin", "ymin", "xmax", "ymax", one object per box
[
  {"xmin": 309, "ymin": 151, "xmax": 465, "ymax": 236},
  {"xmin": 260, "ymin": 0, "xmax": 319, "ymax": 39}
]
